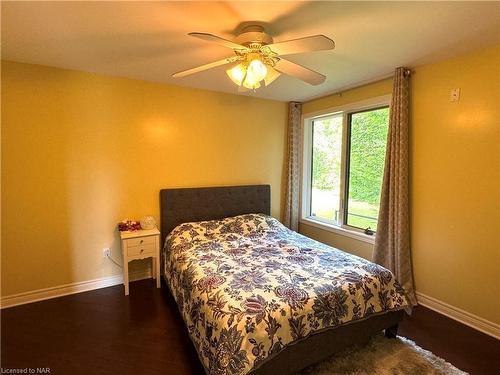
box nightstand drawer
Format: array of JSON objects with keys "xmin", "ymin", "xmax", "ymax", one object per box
[
  {"xmin": 127, "ymin": 242, "xmax": 156, "ymax": 257},
  {"xmin": 126, "ymin": 236, "xmax": 155, "ymax": 248}
]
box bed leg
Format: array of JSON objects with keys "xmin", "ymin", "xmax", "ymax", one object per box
[{"xmin": 384, "ymin": 324, "xmax": 398, "ymax": 339}]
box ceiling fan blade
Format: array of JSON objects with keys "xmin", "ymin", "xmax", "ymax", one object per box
[
  {"xmin": 266, "ymin": 35, "xmax": 335, "ymax": 56},
  {"xmin": 188, "ymin": 32, "xmax": 246, "ymax": 50},
  {"xmin": 274, "ymin": 58, "xmax": 326, "ymax": 85},
  {"xmin": 172, "ymin": 56, "xmax": 238, "ymax": 78}
]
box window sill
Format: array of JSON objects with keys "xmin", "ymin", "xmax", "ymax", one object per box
[{"xmin": 300, "ymin": 218, "xmax": 376, "ymax": 245}]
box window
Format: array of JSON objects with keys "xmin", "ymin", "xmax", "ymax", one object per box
[
  {"xmin": 310, "ymin": 113, "xmax": 343, "ymax": 225},
  {"xmin": 302, "ymin": 97, "xmax": 390, "ymax": 238}
]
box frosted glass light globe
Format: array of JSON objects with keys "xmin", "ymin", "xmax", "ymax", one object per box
[
  {"xmin": 226, "ymin": 64, "xmax": 246, "ymax": 86},
  {"xmin": 247, "ymin": 59, "xmax": 267, "ymax": 83}
]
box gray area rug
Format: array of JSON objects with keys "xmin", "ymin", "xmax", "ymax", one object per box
[{"xmin": 301, "ymin": 335, "xmax": 467, "ymax": 375}]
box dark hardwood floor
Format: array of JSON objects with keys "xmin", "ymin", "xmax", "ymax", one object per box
[
  {"xmin": 2, "ymin": 279, "xmax": 499, "ymax": 375},
  {"xmin": 398, "ymin": 304, "xmax": 500, "ymax": 374}
]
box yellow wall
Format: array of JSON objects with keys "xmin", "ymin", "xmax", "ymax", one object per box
[
  {"xmin": 1, "ymin": 61, "xmax": 287, "ymax": 296},
  {"xmin": 301, "ymin": 44, "xmax": 500, "ymax": 324}
]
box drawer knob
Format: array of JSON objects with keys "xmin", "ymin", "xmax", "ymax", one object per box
[
  {"xmin": 140, "ymin": 239, "xmax": 144, "ymax": 244},
  {"xmin": 140, "ymin": 249, "xmax": 144, "ymax": 253}
]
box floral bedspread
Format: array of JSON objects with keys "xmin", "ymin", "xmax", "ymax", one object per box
[{"xmin": 164, "ymin": 214, "xmax": 408, "ymax": 375}]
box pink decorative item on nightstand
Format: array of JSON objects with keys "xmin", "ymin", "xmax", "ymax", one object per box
[{"xmin": 117, "ymin": 220, "xmax": 141, "ymax": 231}]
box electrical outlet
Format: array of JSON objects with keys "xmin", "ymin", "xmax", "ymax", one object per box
[
  {"xmin": 103, "ymin": 248, "xmax": 111, "ymax": 258},
  {"xmin": 449, "ymin": 88, "xmax": 460, "ymax": 102}
]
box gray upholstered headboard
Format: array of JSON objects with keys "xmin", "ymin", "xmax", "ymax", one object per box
[{"xmin": 159, "ymin": 185, "xmax": 271, "ymax": 245}]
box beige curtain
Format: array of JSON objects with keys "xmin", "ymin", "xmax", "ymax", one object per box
[
  {"xmin": 283, "ymin": 102, "xmax": 302, "ymax": 231},
  {"xmin": 373, "ymin": 67, "xmax": 417, "ymax": 306}
]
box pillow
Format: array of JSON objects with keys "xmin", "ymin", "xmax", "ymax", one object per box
[{"xmin": 167, "ymin": 213, "xmax": 283, "ymax": 244}]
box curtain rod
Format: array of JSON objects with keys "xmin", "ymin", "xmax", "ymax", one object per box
[
  {"xmin": 303, "ymin": 73, "xmax": 394, "ymax": 103},
  {"xmin": 303, "ymin": 67, "xmax": 413, "ymax": 103}
]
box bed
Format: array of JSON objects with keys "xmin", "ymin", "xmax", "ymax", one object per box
[{"xmin": 160, "ymin": 185, "xmax": 407, "ymax": 375}]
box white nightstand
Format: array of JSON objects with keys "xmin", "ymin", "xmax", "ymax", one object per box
[{"xmin": 119, "ymin": 228, "xmax": 161, "ymax": 295}]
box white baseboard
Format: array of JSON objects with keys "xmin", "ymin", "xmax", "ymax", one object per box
[
  {"xmin": 0, "ymin": 270, "xmax": 152, "ymax": 309},
  {"xmin": 416, "ymin": 291, "xmax": 499, "ymax": 339}
]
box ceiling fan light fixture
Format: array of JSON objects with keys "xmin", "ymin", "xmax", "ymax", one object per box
[
  {"xmin": 226, "ymin": 57, "xmax": 270, "ymax": 90},
  {"xmin": 175, "ymin": 29, "xmax": 335, "ymax": 89}
]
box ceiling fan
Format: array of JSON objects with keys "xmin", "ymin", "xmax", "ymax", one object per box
[{"xmin": 172, "ymin": 25, "xmax": 335, "ymax": 91}]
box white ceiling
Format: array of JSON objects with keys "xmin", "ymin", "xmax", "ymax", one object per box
[{"xmin": 2, "ymin": 1, "xmax": 499, "ymax": 102}]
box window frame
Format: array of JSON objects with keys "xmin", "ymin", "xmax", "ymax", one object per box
[{"xmin": 300, "ymin": 95, "xmax": 391, "ymax": 244}]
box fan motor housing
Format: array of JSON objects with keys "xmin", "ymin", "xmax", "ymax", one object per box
[{"xmin": 236, "ymin": 25, "xmax": 273, "ymax": 46}]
